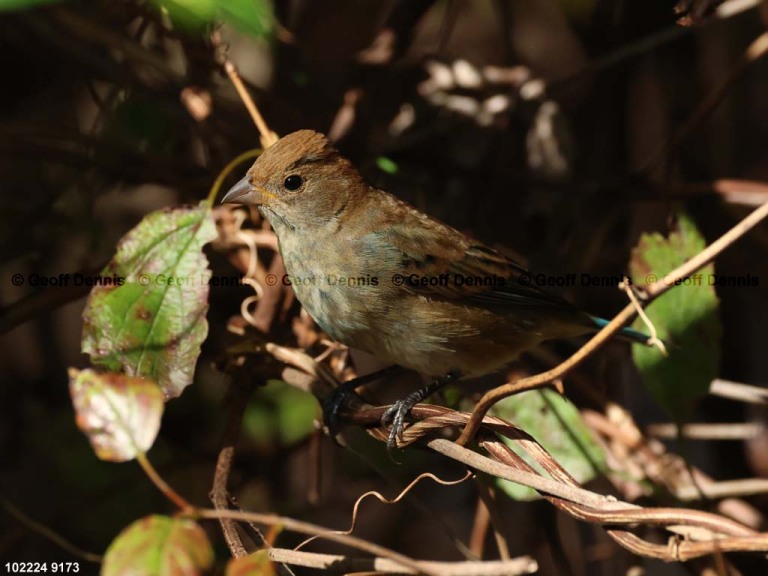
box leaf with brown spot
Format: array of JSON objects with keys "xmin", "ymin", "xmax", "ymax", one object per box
[{"xmin": 82, "ymin": 203, "xmax": 217, "ymax": 398}]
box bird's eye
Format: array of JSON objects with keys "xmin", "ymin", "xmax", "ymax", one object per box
[{"xmin": 283, "ymin": 175, "xmax": 304, "ymax": 191}]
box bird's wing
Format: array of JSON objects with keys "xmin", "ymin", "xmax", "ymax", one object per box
[{"xmin": 374, "ymin": 193, "xmax": 581, "ymax": 313}]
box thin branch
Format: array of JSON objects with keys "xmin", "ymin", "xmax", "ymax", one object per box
[
  {"xmin": 266, "ymin": 547, "xmax": 538, "ymax": 575},
  {"xmin": 349, "ymin": 405, "xmax": 768, "ymax": 556},
  {"xmin": 209, "ymin": 379, "xmax": 257, "ymax": 559},
  {"xmin": 473, "ymin": 479, "xmax": 511, "ymax": 561},
  {"xmin": 647, "ymin": 422, "xmax": 764, "ymax": 440},
  {"xmin": 0, "ymin": 494, "xmax": 103, "ymax": 563},
  {"xmin": 457, "ymin": 197, "xmax": 768, "ymax": 446},
  {"xmin": 710, "ymin": 378, "xmax": 768, "ymax": 405},
  {"xmin": 195, "ymin": 508, "xmax": 438, "ymax": 576},
  {"xmin": 136, "ymin": 453, "xmax": 192, "ymax": 512},
  {"xmin": 675, "ymin": 478, "xmax": 768, "ymax": 501},
  {"xmin": 222, "ymin": 60, "xmax": 278, "ymax": 148},
  {"xmin": 294, "ymin": 470, "xmax": 473, "ymax": 552}
]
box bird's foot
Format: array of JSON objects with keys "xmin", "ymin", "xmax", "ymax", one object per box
[
  {"xmin": 322, "ymin": 379, "xmax": 366, "ymax": 444},
  {"xmin": 322, "ymin": 366, "xmax": 402, "ymax": 443},
  {"xmin": 380, "ymin": 370, "xmax": 462, "ymax": 450},
  {"xmin": 380, "ymin": 394, "xmax": 420, "ymax": 450}
]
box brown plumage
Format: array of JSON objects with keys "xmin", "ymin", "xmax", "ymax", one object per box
[{"xmin": 223, "ymin": 130, "xmax": 646, "ymax": 444}]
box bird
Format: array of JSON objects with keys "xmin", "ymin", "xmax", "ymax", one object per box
[{"xmin": 222, "ymin": 130, "xmax": 648, "ymax": 447}]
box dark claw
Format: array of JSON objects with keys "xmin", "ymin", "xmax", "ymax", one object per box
[
  {"xmin": 325, "ymin": 368, "xmax": 461, "ymax": 451},
  {"xmin": 381, "ymin": 370, "xmax": 462, "ymax": 450},
  {"xmin": 381, "ymin": 398, "xmax": 414, "ymax": 450}
]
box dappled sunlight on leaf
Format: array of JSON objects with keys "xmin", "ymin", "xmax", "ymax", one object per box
[
  {"xmin": 103, "ymin": 515, "xmax": 213, "ymax": 576},
  {"xmin": 82, "ymin": 203, "xmax": 217, "ymax": 398},
  {"xmin": 630, "ymin": 212, "xmax": 721, "ymax": 422},
  {"xmin": 491, "ymin": 389, "xmax": 606, "ymax": 500},
  {"xmin": 68, "ymin": 368, "xmax": 164, "ymax": 462}
]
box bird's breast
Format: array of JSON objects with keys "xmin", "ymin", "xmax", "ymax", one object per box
[
  {"xmin": 275, "ymin": 229, "xmax": 557, "ymax": 378},
  {"xmin": 278, "ymin": 235, "xmax": 386, "ymax": 342}
]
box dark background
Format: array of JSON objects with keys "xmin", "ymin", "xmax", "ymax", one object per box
[{"xmin": 2, "ymin": 1, "xmax": 768, "ymax": 574}]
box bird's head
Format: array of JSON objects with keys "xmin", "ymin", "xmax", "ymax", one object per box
[{"xmin": 222, "ymin": 130, "xmax": 365, "ymax": 230}]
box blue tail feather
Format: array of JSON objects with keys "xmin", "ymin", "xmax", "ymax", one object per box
[{"xmin": 590, "ymin": 315, "xmax": 649, "ymax": 345}]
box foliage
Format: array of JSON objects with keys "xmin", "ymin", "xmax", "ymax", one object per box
[
  {"xmin": 103, "ymin": 515, "xmax": 213, "ymax": 576},
  {"xmin": 81, "ymin": 204, "xmax": 216, "ymax": 399},
  {"xmin": 629, "ymin": 212, "xmax": 721, "ymax": 422},
  {"xmin": 68, "ymin": 368, "xmax": 164, "ymax": 462},
  {"xmin": 492, "ymin": 389, "xmax": 606, "ymax": 500},
  {"xmin": 2, "ymin": 0, "xmax": 766, "ymax": 573}
]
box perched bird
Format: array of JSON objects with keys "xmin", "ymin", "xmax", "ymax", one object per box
[{"xmin": 223, "ymin": 130, "xmax": 647, "ymax": 446}]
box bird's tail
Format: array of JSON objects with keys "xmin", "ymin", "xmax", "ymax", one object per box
[{"xmin": 589, "ymin": 315, "xmax": 650, "ymax": 345}]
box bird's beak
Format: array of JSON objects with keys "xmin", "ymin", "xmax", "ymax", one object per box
[{"xmin": 222, "ymin": 175, "xmax": 261, "ymax": 205}]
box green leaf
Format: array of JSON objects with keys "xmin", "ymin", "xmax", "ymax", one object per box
[
  {"xmin": 150, "ymin": 0, "xmax": 216, "ymax": 31},
  {"xmin": 226, "ymin": 550, "xmax": 275, "ymax": 576},
  {"xmin": 82, "ymin": 203, "xmax": 217, "ymax": 399},
  {"xmin": 150, "ymin": 0, "xmax": 274, "ymax": 37},
  {"xmin": 68, "ymin": 368, "xmax": 164, "ymax": 462},
  {"xmin": 219, "ymin": 0, "xmax": 274, "ymax": 37},
  {"xmin": 491, "ymin": 389, "xmax": 606, "ymax": 501},
  {"xmin": 629, "ymin": 212, "xmax": 721, "ymax": 422},
  {"xmin": 376, "ymin": 156, "xmax": 399, "ymax": 175},
  {"xmin": 0, "ymin": 0, "xmax": 64, "ymax": 11},
  {"xmin": 242, "ymin": 380, "xmax": 317, "ymax": 446},
  {"xmin": 103, "ymin": 515, "xmax": 213, "ymax": 576}
]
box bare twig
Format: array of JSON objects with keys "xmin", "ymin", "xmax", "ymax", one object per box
[
  {"xmin": 473, "ymin": 480, "xmax": 511, "ymax": 561},
  {"xmin": 329, "ymin": 402, "xmax": 768, "ymax": 560},
  {"xmin": 266, "ymin": 547, "xmax": 538, "ymax": 575},
  {"xmin": 675, "ymin": 478, "xmax": 768, "ymax": 501},
  {"xmin": 457, "ymin": 197, "xmax": 768, "ymax": 446},
  {"xmin": 710, "ymin": 378, "xmax": 768, "ymax": 405},
  {"xmin": 209, "ymin": 379, "xmax": 258, "ymax": 559},
  {"xmin": 136, "ymin": 453, "xmax": 192, "ymax": 512},
  {"xmin": 712, "ymin": 178, "xmax": 768, "ymax": 206},
  {"xmin": 619, "ymin": 279, "xmax": 667, "ymax": 355},
  {"xmin": 195, "ymin": 508, "xmax": 439, "ymax": 576},
  {"xmin": 0, "ymin": 494, "xmax": 103, "ymax": 563},
  {"xmin": 295, "ymin": 470, "xmax": 473, "ymax": 552},
  {"xmin": 223, "ymin": 60, "xmax": 278, "ymax": 148},
  {"xmin": 648, "ymin": 422, "xmax": 765, "ymax": 440}
]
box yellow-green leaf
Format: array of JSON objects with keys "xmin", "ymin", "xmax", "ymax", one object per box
[
  {"xmin": 103, "ymin": 515, "xmax": 213, "ymax": 576},
  {"xmin": 629, "ymin": 212, "xmax": 721, "ymax": 422}
]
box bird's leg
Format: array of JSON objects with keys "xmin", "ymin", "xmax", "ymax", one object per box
[
  {"xmin": 381, "ymin": 370, "xmax": 462, "ymax": 449},
  {"xmin": 323, "ymin": 365, "xmax": 404, "ymax": 440}
]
